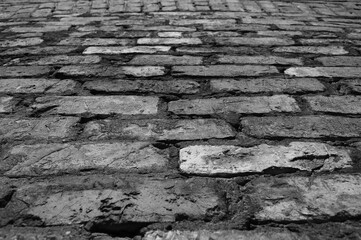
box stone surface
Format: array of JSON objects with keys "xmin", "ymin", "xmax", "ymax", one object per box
[
  {"xmin": 31, "ymin": 96, "xmax": 159, "ymax": 115},
  {"xmin": 217, "ymin": 55, "xmax": 302, "ymax": 65},
  {"xmin": 26, "ymin": 55, "xmax": 101, "ymax": 65},
  {"xmin": 172, "ymin": 65, "xmax": 278, "ymax": 76},
  {"xmin": 285, "ymin": 67, "xmax": 361, "ymax": 78},
  {"xmin": 305, "ymin": 96, "xmax": 361, "ymax": 114},
  {"xmin": 339, "ymin": 79, "xmax": 361, "ymax": 94},
  {"xmin": 129, "ymin": 55, "xmax": 203, "ymax": 65},
  {"xmin": 248, "ymin": 174, "xmax": 361, "ymax": 221},
  {"xmin": 83, "ymin": 119, "xmax": 235, "ymax": 141},
  {"xmin": 210, "ymin": 78, "xmax": 325, "ymax": 93},
  {"xmin": 316, "ymin": 56, "xmax": 361, "ymax": 66},
  {"xmin": 0, "ymin": 66, "xmax": 51, "ymax": 77},
  {"xmin": 0, "ymin": 79, "xmax": 77, "ymax": 94},
  {"xmin": 57, "ymin": 38, "xmax": 133, "ymax": 46},
  {"xmin": 83, "ymin": 46, "xmax": 171, "ymax": 54},
  {"xmin": 137, "ymin": 38, "xmax": 202, "ymax": 45},
  {"xmin": 0, "ymin": 37, "xmax": 43, "ymax": 47},
  {"xmin": 0, "ymin": 117, "xmax": 79, "ymax": 141},
  {"xmin": 2, "ymin": 142, "xmax": 169, "ymax": 176},
  {"xmin": 0, "ymin": 46, "xmax": 78, "ymax": 56},
  {"xmin": 242, "ymin": 116, "xmax": 361, "ymax": 138},
  {"xmin": 0, "ymin": 97, "xmax": 15, "ymax": 113},
  {"xmin": 214, "ymin": 37, "xmax": 294, "ymax": 46},
  {"xmin": 274, "ymin": 46, "xmax": 348, "ymax": 55},
  {"xmin": 179, "ymin": 142, "xmax": 351, "ymax": 175},
  {"xmin": 169, "ymin": 95, "xmax": 300, "ymax": 115}
]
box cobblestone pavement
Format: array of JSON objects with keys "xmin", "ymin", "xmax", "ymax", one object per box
[{"xmin": 1, "ymin": 0, "xmax": 361, "ymax": 239}]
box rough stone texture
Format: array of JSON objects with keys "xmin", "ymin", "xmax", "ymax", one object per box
[
  {"xmin": 0, "ymin": 97, "xmax": 15, "ymax": 113},
  {"xmin": 248, "ymin": 174, "xmax": 361, "ymax": 221},
  {"xmin": 0, "ymin": 79, "xmax": 77, "ymax": 94},
  {"xmin": 173, "ymin": 65, "xmax": 278, "ymax": 76},
  {"xmin": 57, "ymin": 38, "xmax": 133, "ymax": 46},
  {"xmin": 2, "ymin": 142, "xmax": 169, "ymax": 176},
  {"xmin": 0, "ymin": 117, "xmax": 79, "ymax": 141},
  {"xmin": 274, "ymin": 46, "xmax": 348, "ymax": 55},
  {"xmin": 339, "ymin": 79, "xmax": 361, "ymax": 94},
  {"xmin": 84, "ymin": 80, "xmax": 200, "ymax": 94},
  {"xmin": 26, "ymin": 55, "xmax": 102, "ymax": 65},
  {"xmin": 179, "ymin": 142, "xmax": 352, "ymax": 175},
  {"xmin": 169, "ymin": 95, "xmax": 300, "ymax": 115},
  {"xmin": 31, "ymin": 96, "xmax": 159, "ymax": 115},
  {"xmin": 285, "ymin": 67, "xmax": 361, "ymax": 78},
  {"xmin": 0, "ymin": 37, "xmax": 43, "ymax": 47},
  {"xmin": 129, "ymin": 55, "xmax": 203, "ymax": 65},
  {"xmin": 0, "ymin": 66, "xmax": 51, "ymax": 77},
  {"xmin": 210, "ymin": 78, "xmax": 325, "ymax": 93},
  {"xmin": 83, "ymin": 119, "xmax": 235, "ymax": 141},
  {"xmin": 316, "ymin": 56, "xmax": 361, "ymax": 66},
  {"xmin": 214, "ymin": 37, "xmax": 294, "ymax": 46},
  {"xmin": 0, "ymin": 46, "xmax": 78, "ymax": 56},
  {"xmin": 217, "ymin": 55, "xmax": 302, "ymax": 65},
  {"xmin": 242, "ymin": 116, "xmax": 361, "ymax": 138},
  {"xmin": 137, "ymin": 38, "xmax": 202, "ymax": 45},
  {"xmin": 83, "ymin": 46, "xmax": 171, "ymax": 54},
  {"xmin": 305, "ymin": 96, "xmax": 361, "ymax": 114}
]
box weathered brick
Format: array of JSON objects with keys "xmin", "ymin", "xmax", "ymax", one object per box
[
  {"xmin": 5, "ymin": 25, "xmax": 70, "ymax": 32},
  {"xmin": 0, "ymin": 37, "xmax": 43, "ymax": 47},
  {"xmin": 257, "ymin": 30, "xmax": 303, "ymax": 36},
  {"xmin": 26, "ymin": 55, "xmax": 101, "ymax": 65},
  {"xmin": 0, "ymin": 117, "xmax": 79, "ymax": 141},
  {"xmin": 32, "ymin": 96, "xmax": 159, "ymax": 115},
  {"xmin": 169, "ymin": 95, "xmax": 300, "ymax": 115},
  {"xmin": 248, "ymin": 174, "xmax": 361, "ymax": 221},
  {"xmin": 57, "ymin": 38, "xmax": 133, "ymax": 46},
  {"xmin": 242, "ymin": 17, "xmax": 304, "ymax": 25},
  {"xmin": 0, "ymin": 46, "xmax": 78, "ymax": 56},
  {"xmin": 0, "ymin": 66, "xmax": 51, "ymax": 77},
  {"xmin": 305, "ymin": 96, "xmax": 361, "ymax": 114},
  {"xmin": 277, "ymin": 25, "xmax": 343, "ymax": 32},
  {"xmin": 242, "ymin": 116, "xmax": 361, "ymax": 138},
  {"xmin": 179, "ymin": 142, "xmax": 351, "ymax": 175},
  {"xmin": 172, "ymin": 65, "xmax": 278, "ymax": 76},
  {"xmin": 83, "ymin": 46, "xmax": 171, "ymax": 54},
  {"xmin": 217, "ymin": 55, "xmax": 302, "ymax": 65},
  {"xmin": 0, "ymin": 97, "xmax": 16, "ymax": 113},
  {"xmin": 285, "ymin": 67, "xmax": 361, "ymax": 78},
  {"xmin": 137, "ymin": 38, "xmax": 202, "ymax": 45},
  {"xmin": 127, "ymin": 25, "xmax": 196, "ymax": 32},
  {"xmin": 210, "ymin": 78, "xmax": 325, "ymax": 93},
  {"xmin": 158, "ymin": 32, "xmax": 183, "ymax": 38},
  {"xmin": 176, "ymin": 47, "xmax": 257, "ymax": 54},
  {"xmin": 316, "ymin": 56, "xmax": 361, "ymax": 66},
  {"xmin": 170, "ymin": 19, "xmax": 236, "ymax": 26},
  {"xmin": 274, "ymin": 46, "xmax": 348, "ymax": 55},
  {"xmin": 203, "ymin": 24, "xmax": 270, "ymax": 31},
  {"xmin": 2, "ymin": 177, "xmax": 219, "ymax": 225},
  {"xmin": 84, "ymin": 80, "xmax": 200, "ymax": 94},
  {"xmin": 3, "ymin": 142, "xmax": 169, "ymax": 177},
  {"xmin": 83, "ymin": 119, "xmax": 235, "ymax": 141},
  {"xmin": 129, "ymin": 55, "xmax": 203, "ymax": 65},
  {"xmin": 214, "ymin": 37, "xmax": 294, "ymax": 46}
]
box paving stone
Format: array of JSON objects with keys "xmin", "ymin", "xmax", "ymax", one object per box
[
  {"xmin": 248, "ymin": 174, "xmax": 361, "ymax": 221},
  {"xmin": 57, "ymin": 38, "xmax": 133, "ymax": 46},
  {"xmin": 0, "ymin": 97, "xmax": 16, "ymax": 113},
  {"xmin": 172, "ymin": 65, "xmax": 278, "ymax": 76},
  {"xmin": 169, "ymin": 95, "xmax": 300, "ymax": 115},
  {"xmin": 179, "ymin": 142, "xmax": 351, "ymax": 175},
  {"xmin": 137, "ymin": 38, "xmax": 202, "ymax": 45},
  {"xmin": 3, "ymin": 142, "xmax": 169, "ymax": 177},
  {"xmin": 0, "ymin": 46, "xmax": 78, "ymax": 56},
  {"xmin": 84, "ymin": 79, "xmax": 200, "ymax": 94},
  {"xmin": 210, "ymin": 78, "xmax": 325, "ymax": 93},
  {"xmin": 285, "ymin": 67, "xmax": 361, "ymax": 78},
  {"xmin": 241, "ymin": 116, "xmax": 361, "ymax": 138},
  {"xmin": 305, "ymin": 96, "xmax": 361, "ymax": 114},
  {"xmin": 274, "ymin": 46, "xmax": 348, "ymax": 55},
  {"xmin": 217, "ymin": 55, "xmax": 302, "ymax": 65},
  {"xmin": 0, "ymin": 117, "xmax": 79, "ymax": 141},
  {"xmin": 0, "ymin": 66, "xmax": 51, "ymax": 77},
  {"xmin": 3, "ymin": 177, "xmax": 219, "ymax": 225},
  {"xmin": 83, "ymin": 119, "xmax": 235, "ymax": 141},
  {"xmin": 214, "ymin": 37, "xmax": 294, "ymax": 46},
  {"xmin": 26, "ymin": 55, "xmax": 101, "ymax": 65},
  {"xmin": 32, "ymin": 96, "xmax": 159, "ymax": 115},
  {"xmin": 129, "ymin": 55, "xmax": 203, "ymax": 65},
  {"xmin": 83, "ymin": 46, "xmax": 171, "ymax": 54},
  {"xmin": 0, "ymin": 78, "xmax": 77, "ymax": 94},
  {"xmin": 316, "ymin": 56, "xmax": 361, "ymax": 66},
  {"xmin": 0, "ymin": 37, "xmax": 43, "ymax": 47}
]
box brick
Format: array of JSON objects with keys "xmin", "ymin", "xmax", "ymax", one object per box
[
  {"xmin": 122, "ymin": 66, "xmax": 166, "ymax": 77},
  {"xmin": 242, "ymin": 17, "xmax": 304, "ymax": 25},
  {"xmin": 217, "ymin": 55, "xmax": 302, "ymax": 65},
  {"xmin": 170, "ymin": 19, "xmax": 236, "ymax": 26},
  {"xmin": 0, "ymin": 78, "xmax": 77, "ymax": 94},
  {"xmin": 316, "ymin": 56, "xmax": 361, "ymax": 66},
  {"xmin": 129, "ymin": 55, "xmax": 203, "ymax": 65},
  {"xmin": 137, "ymin": 38, "xmax": 202, "ymax": 45},
  {"xmin": 203, "ymin": 24, "xmax": 270, "ymax": 31},
  {"xmin": 179, "ymin": 142, "xmax": 351, "ymax": 176},
  {"xmin": 210, "ymin": 78, "xmax": 325, "ymax": 93},
  {"xmin": 0, "ymin": 97, "xmax": 16, "ymax": 113},
  {"xmin": 57, "ymin": 38, "xmax": 133, "ymax": 46},
  {"xmin": 305, "ymin": 96, "xmax": 361, "ymax": 114},
  {"xmin": 0, "ymin": 37, "xmax": 43, "ymax": 47},
  {"xmin": 169, "ymin": 95, "xmax": 300, "ymax": 115},
  {"xmin": 248, "ymin": 174, "xmax": 361, "ymax": 221},
  {"xmin": 242, "ymin": 116, "xmax": 361, "ymax": 138},
  {"xmin": 277, "ymin": 25, "xmax": 343, "ymax": 32},
  {"xmin": 26, "ymin": 55, "xmax": 101, "ymax": 65},
  {"xmin": 32, "ymin": 96, "xmax": 159, "ymax": 115},
  {"xmin": 84, "ymin": 80, "xmax": 200, "ymax": 94},
  {"xmin": 3, "ymin": 177, "xmax": 219, "ymax": 225},
  {"xmin": 0, "ymin": 46, "xmax": 78, "ymax": 56},
  {"xmin": 5, "ymin": 26, "xmax": 70, "ymax": 32},
  {"xmin": 274, "ymin": 46, "xmax": 348, "ymax": 55},
  {"xmin": 257, "ymin": 30, "xmax": 303, "ymax": 36},
  {"xmin": 214, "ymin": 37, "xmax": 294, "ymax": 46},
  {"xmin": 158, "ymin": 32, "xmax": 183, "ymax": 38},
  {"xmin": 0, "ymin": 66, "xmax": 51, "ymax": 77},
  {"xmin": 3, "ymin": 142, "xmax": 169, "ymax": 177},
  {"xmin": 83, "ymin": 46, "xmax": 171, "ymax": 54},
  {"xmin": 173, "ymin": 65, "xmax": 278, "ymax": 77},
  {"xmin": 0, "ymin": 117, "xmax": 79, "ymax": 141},
  {"xmin": 285, "ymin": 67, "xmax": 361, "ymax": 78},
  {"xmin": 127, "ymin": 26, "xmax": 197, "ymax": 32},
  {"xmin": 83, "ymin": 119, "xmax": 235, "ymax": 141}
]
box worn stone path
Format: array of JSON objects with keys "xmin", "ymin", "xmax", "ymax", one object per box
[{"xmin": 1, "ymin": 0, "xmax": 361, "ymax": 239}]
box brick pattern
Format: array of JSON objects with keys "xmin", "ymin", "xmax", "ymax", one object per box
[{"xmin": 1, "ymin": 0, "xmax": 361, "ymax": 239}]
